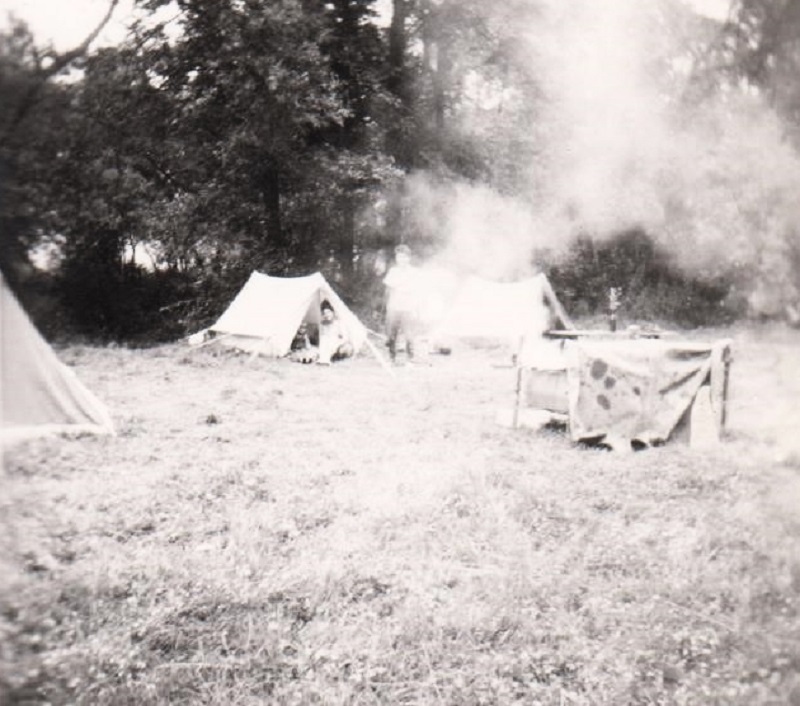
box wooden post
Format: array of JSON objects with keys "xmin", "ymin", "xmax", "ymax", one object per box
[
  {"xmin": 709, "ymin": 340, "xmax": 732, "ymax": 437},
  {"xmin": 513, "ymin": 366, "xmax": 524, "ymax": 429}
]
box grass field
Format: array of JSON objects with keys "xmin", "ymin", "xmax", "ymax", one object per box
[{"xmin": 1, "ymin": 325, "xmax": 799, "ymax": 705}]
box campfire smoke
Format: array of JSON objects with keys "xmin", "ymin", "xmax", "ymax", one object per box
[{"xmin": 392, "ymin": 0, "xmax": 800, "ymax": 315}]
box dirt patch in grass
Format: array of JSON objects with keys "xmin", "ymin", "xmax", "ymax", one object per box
[{"xmin": 2, "ymin": 328, "xmax": 800, "ymax": 704}]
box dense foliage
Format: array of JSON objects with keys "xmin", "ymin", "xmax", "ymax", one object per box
[{"xmin": 1, "ymin": 0, "xmax": 799, "ymax": 340}]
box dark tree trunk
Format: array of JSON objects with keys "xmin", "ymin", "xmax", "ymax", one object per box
[
  {"xmin": 387, "ymin": 0, "xmax": 413, "ymax": 169},
  {"xmin": 432, "ymin": 42, "xmax": 450, "ymax": 133},
  {"xmin": 261, "ymin": 165, "xmax": 284, "ymax": 251},
  {"xmin": 388, "ymin": 0, "xmax": 408, "ymax": 100},
  {"xmin": 337, "ymin": 194, "xmax": 356, "ymax": 282},
  {"xmin": 421, "ymin": 0, "xmax": 448, "ymax": 133}
]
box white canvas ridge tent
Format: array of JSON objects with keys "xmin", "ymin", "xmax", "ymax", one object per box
[
  {"xmin": 430, "ymin": 272, "xmax": 573, "ymax": 343},
  {"xmin": 390, "ymin": 269, "xmax": 573, "ymax": 359},
  {"xmin": 198, "ymin": 271, "xmax": 369, "ymax": 358},
  {"xmin": 1, "ymin": 274, "xmax": 115, "ymax": 446}
]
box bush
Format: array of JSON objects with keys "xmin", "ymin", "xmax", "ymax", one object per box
[
  {"xmin": 548, "ymin": 229, "xmax": 744, "ymax": 328},
  {"xmin": 57, "ymin": 263, "xmax": 203, "ymax": 344}
]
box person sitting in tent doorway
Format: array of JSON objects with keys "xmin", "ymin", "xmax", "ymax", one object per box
[
  {"xmin": 383, "ymin": 243, "xmax": 419, "ymax": 362},
  {"xmin": 290, "ymin": 321, "xmax": 318, "ymax": 364},
  {"xmin": 317, "ymin": 300, "xmax": 354, "ymax": 365}
]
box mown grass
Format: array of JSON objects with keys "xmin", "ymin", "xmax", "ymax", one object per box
[{"xmin": 1, "ymin": 326, "xmax": 799, "ymax": 705}]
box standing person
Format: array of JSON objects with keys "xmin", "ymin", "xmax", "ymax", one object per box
[
  {"xmin": 317, "ymin": 300, "xmax": 354, "ymax": 365},
  {"xmin": 383, "ymin": 244, "xmax": 419, "ymax": 362}
]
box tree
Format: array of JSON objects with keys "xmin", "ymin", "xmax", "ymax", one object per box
[
  {"xmin": 0, "ymin": 0, "xmax": 121, "ymax": 150},
  {"xmin": 305, "ymin": 0, "xmax": 398, "ymax": 282},
  {"xmin": 0, "ymin": 2, "xmax": 122, "ymax": 286},
  {"xmin": 152, "ymin": 0, "xmax": 351, "ymax": 257},
  {"xmin": 0, "ymin": 19, "xmax": 54, "ymax": 283},
  {"xmin": 379, "ymin": 0, "xmax": 553, "ymax": 258},
  {"xmin": 728, "ymin": 0, "xmax": 800, "ymax": 140},
  {"xmin": 670, "ymin": 0, "xmax": 800, "ymax": 316}
]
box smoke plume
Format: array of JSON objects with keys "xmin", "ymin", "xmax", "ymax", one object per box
[{"xmin": 395, "ymin": 0, "xmax": 800, "ymax": 311}]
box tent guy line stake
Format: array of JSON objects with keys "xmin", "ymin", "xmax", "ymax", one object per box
[{"xmin": 193, "ymin": 332, "xmax": 233, "ymax": 349}]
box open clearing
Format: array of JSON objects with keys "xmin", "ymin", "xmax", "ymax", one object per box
[{"xmin": 1, "ymin": 325, "xmax": 799, "ymax": 705}]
